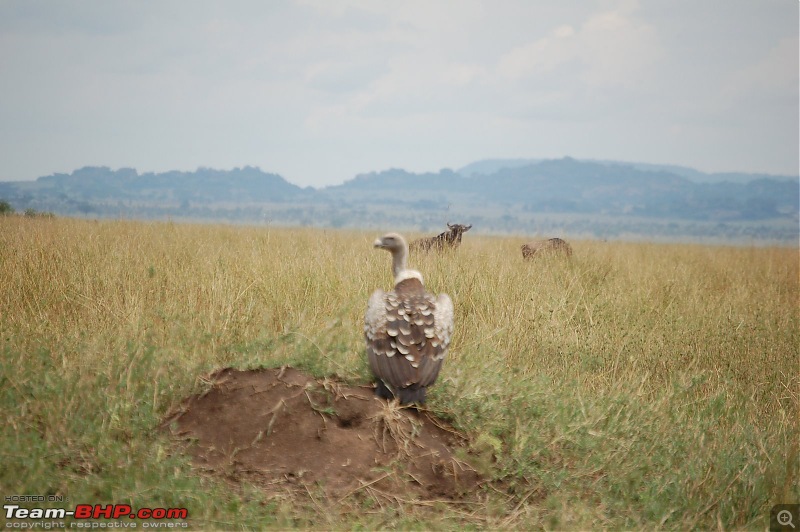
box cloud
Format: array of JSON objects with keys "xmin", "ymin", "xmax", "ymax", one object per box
[
  {"xmin": 304, "ymin": 59, "xmax": 391, "ymax": 94},
  {"xmin": 496, "ymin": 2, "xmax": 661, "ymax": 90},
  {"xmin": 0, "ymin": 0, "xmax": 796, "ymax": 184},
  {"xmin": 727, "ymin": 36, "xmax": 799, "ymax": 100},
  {"xmin": 496, "ymin": 30, "xmax": 575, "ymax": 81},
  {"xmin": 577, "ymin": 5, "xmax": 662, "ymax": 89}
]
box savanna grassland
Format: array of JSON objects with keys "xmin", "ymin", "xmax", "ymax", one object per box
[{"xmin": 1, "ymin": 216, "xmax": 797, "ymax": 529}]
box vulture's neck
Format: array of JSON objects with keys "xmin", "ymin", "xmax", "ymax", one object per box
[
  {"xmin": 390, "ymin": 246, "xmax": 407, "ymax": 280},
  {"xmin": 391, "ymin": 247, "xmax": 423, "ymax": 286}
]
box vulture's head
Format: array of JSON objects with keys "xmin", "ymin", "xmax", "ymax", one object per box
[
  {"xmin": 373, "ymin": 232, "xmax": 422, "ymax": 285},
  {"xmin": 373, "ymin": 232, "xmax": 407, "ymax": 254}
]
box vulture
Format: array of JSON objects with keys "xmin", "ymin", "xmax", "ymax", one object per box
[{"xmin": 365, "ymin": 233, "xmax": 454, "ymax": 405}]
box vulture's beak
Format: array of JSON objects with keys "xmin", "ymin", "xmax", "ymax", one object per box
[{"xmin": 373, "ymin": 238, "xmax": 384, "ymax": 248}]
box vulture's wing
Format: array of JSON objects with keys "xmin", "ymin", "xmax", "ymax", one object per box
[
  {"xmin": 433, "ymin": 293, "xmax": 454, "ymax": 356},
  {"xmin": 365, "ymin": 285, "xmax": 452, "ymax": 396},
  {"xmin": 365, "ymin": 288, "xmax": 396, "ymax": 387}
]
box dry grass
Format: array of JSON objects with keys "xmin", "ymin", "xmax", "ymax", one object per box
[{"xmin": 1, "ymin": 215, "xmax": 797, "ymax": 529}]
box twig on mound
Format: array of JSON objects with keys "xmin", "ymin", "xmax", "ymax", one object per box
[
  {"xmin": 276, "ymin": 365, "xmax": 288, "ymax": 380},
  {"xmin": 321, "ymin": 376, "xmax": 367, "ymax": 401},
  {"xmin": 266, "ymin": 398, "xmax": 288, "ymax": 436},
  {"xmin": 249, "ymin": 430, "xmax": 265, "ymax": 448},
  {"xmin": 304, "ymin": 389, "xmax": 334, "ymax": 414},
  {"xmin": 303, "ymin": 483, "xmax": 326, "ymax": 515},
  {"xmin": 336, "ymin": 472, "xmax": 393, "ymax": 503},
  {"xmin": 406, "ymin": 470, "xmax": 425, "ymax": 486},
  {"xmin": 423, "ymin": 409, "xmax": 469, "ymax": 441},
  {"xmin": 370, "ymin": 400, "xmax": 424, "ymax": 457}
]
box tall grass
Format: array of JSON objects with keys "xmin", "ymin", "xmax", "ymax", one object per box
[{"xmin": 1, "ymin": 216, "xmax": 797, "ymax": 529}]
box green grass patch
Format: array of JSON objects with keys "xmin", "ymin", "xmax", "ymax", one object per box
[{"xmin": 1, "ymin": 216, "xmax": 797, "ymax": 528}]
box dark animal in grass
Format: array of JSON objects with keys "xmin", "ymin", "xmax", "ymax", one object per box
[
  {"xmin": 410, "ymin": 223, "xmax": 472, "ymax": 252},
  {"xmin": 365, "ymin": 233, "xmax": 454, "ymax": 405},
  {"xmin": 521, "ymin": 238, "xmax": 573, "ymax": 259}
]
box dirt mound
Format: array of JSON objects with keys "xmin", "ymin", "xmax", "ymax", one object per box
[{"xmin": 165, "ymin": 366, "xmax": 482, "ymax": 501}]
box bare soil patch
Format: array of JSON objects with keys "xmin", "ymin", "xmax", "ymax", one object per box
[{"xmin": 164, "ymin": 366, "xmax": 482, "ymax": 502}]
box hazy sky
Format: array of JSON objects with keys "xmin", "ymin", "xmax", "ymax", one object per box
[{"xmin": 1, "ymin": 0, "xmax": 797, "ymax": 187}]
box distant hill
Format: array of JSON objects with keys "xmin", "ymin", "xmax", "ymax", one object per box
[
  {"xmin": 458, "ymin": 158, "xmax": 798, "ymax": 184},
  {"xmin": 0, "ymin": 166, "xmax": 312, "ymax": 213},
  {"xmin": 326, "ymin": 157, "xmax": 798, "ymax": 222},
  {"xmin": 0, "ymin": 158, "xmax": 797, "ymax": 243},
  {"xmin": 457, "ymin": 159, "xmax": 544, "ymax": 177}
]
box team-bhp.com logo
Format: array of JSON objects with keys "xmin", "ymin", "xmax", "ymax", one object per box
[{"xmin": 4, "ymin": 503, "xmax": 188, "ymax": 527}]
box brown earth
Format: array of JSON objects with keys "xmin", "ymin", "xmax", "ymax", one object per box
[{"xmin": 164, "ymin": 366, "xmax": 483, "ymax": 502}]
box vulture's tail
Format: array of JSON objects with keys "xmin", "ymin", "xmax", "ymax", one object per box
[{"xmin": 375, "ymin": 380, "xmax": 426, "ymax": 405}]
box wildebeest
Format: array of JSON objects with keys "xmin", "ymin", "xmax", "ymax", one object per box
[
  {"xmin": 410, "ymin": 223, "xmax": 472, "ymax": 252},
  {"xmin": 521, "ymin": 238, "xmax": 573, "ymax": 259}
]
